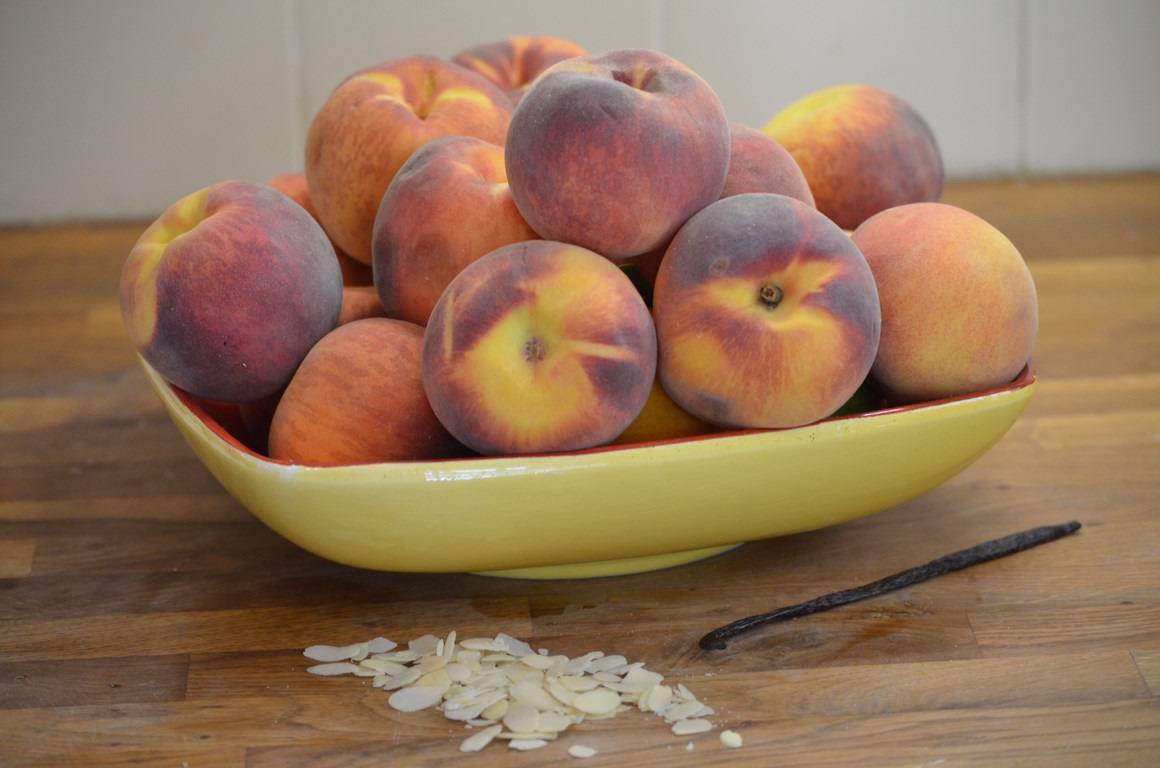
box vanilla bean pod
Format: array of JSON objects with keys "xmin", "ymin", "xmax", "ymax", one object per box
[{"xmin": 699, "ymin": 521, "xmax": 1082, "ymax": 651}]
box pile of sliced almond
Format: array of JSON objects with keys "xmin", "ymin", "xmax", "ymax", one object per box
[{"xmin": 304, "ymin": 631, "xmax": 741, "ymax": 755}]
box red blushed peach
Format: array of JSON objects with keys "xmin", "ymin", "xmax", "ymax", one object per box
[
  {"xmin": 852, "ymin": 203, "xmax": 1038, "ymax": 403},
  {"xmin": 624, "ymin": 123, "xmax": 816, "ymax": 299},
  {"xmin": 654, "ymin": 193, "xmax": 880, "ymax": 428},
  {"xmin": 765, "ymin": 84, "xmax": 943, "ymax": 230},
  {"xmin": 372, "ymin": 136, "xmax": 537, "ymax": 325},
  {"xmin": 305, "ymin": 56, "xmax": 513, "ymax": 264},
  {"xmin": 453, "ymin": 35, "xmax": 588, "ymax": 105},
  {"xmin": 505, "ymin": 49, "xmax": 730, "ymax": 261},
  {"xmin": 723, "ymin": 123, "xmax": 814, "ymax": 205},
  {"xmin": 267, "ymin": 172, "xmax": 372, "ymax": 285},
  {"xmin": 423, "ymin": 241, "xmax": 656, "ymax": 455},
  {"xmin": 120, "ymin": 181, "xmax": 342, "ymax": 403},
  {"xmin": 269, "ymin": 318, "xmax": 463, "ymax": 466},
  {"xmin": 338, "ymin": 286, "xmax": 387, "ymax": 326}
]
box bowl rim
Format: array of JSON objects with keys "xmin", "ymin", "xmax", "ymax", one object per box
[{"xmin": 165, "ymin": 364, "xmax": 1037, "ymax": 470}]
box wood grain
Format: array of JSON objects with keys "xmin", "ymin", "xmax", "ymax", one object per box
[
  {"xmin": 0, "ymin": 655, "xmax": 189, "ymax": 709},
  {"xmin": 1, "ymin": 176, "xmax": 1158, "ymax": 765},
  {"xmin": 0, "ymin": 538, "xmax": 36, "ymax": 578},
  {"xmin": 1133, "ymin": 650, "xmax": 1160, "ymax": 696}
]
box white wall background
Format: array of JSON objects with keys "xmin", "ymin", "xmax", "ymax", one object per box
[{"xmin": 1, "ymin": 0, "xmax": 1158, "ymax": 223}]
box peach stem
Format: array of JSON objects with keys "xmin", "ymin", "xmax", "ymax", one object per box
[
  {"xmin": 759, "ymin": 283, "xmax": 784, "ymax": 310},
  {"xmin": 524, "ymin": 337, "xmax": 547, "ymax": 363}
]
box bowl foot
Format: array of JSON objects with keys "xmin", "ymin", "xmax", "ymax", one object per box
[{"xmin": 474, "ymin": 543, "xmax": 744, "ymax": 580}]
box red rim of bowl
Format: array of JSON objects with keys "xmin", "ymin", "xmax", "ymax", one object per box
[{"xmin": 170, "ymin": 364, "xmax": 1036, "ymax": 467}]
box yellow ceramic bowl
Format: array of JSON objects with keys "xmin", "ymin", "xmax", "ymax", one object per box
[{"xmin": 142, "ymin": 358, "xmax": 1035, "ymax": 578}]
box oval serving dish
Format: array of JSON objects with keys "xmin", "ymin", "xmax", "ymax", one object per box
[{"xmin": 141, "ymin": 358, "xmax": 1035, "ymax": 578}]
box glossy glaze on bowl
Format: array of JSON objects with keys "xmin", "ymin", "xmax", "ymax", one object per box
[{"xmin": 141, "ymin": 358, "xmax": 1035, "ymax": 577}]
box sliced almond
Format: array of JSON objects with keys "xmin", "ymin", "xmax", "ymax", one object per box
[
  {"xmin": 604, "ymin": 661, "xmax": 640, "ymax": 676},
  {"xmin": 469, "ymin": 671, "xmax": 509, "ymax": 691},
  {"xmin": 366, "ymin": 636, "xmax": 397, "ymax": 653},
  {"xmin": 663, "ymin": 699, "xmax": 706, "ymax": 723},
  {"xmin": 416, "ymin": 668, "xmax": 451, "ymax": 692},
  {"xmin": 568, "ymin": 745, "xmax": 598, "ymax": 759},
  {"xmin": 380, "ymin": 667, "xmax": 422, "ymax": 690},
  {"xmin": 675, "ymin": 683, "xmax": 696, "ymax": 701},
  {"xmin": 503, "ymin": 701, "xmax": 540, "ymax": 734},
  {"xmin": 499, "ymin": 732, "xmax": 558, "ymax": 741},
  {"xmin": 671, "ymin": 718, "xmax": 712, "ymax": 736},
  {"xmin": 536, "ymin": 711, "xmax": 575, "ymax": 733},
  {"xmin": 510, "ymin": 680, "xmax": 560, "ymax": 711},
  {"xmin": 454, "ymin": 649, "xmax": 481, "ymax": 665},
  {"xmin": 496, "ymin": 633, "xmax": 535, "ymax": 657},
  {"xmin": 519, "ymin": 653, "xmax": 555, "ymax": 670},
  {"xmin": 644, "ymin": 685, "xmax": 674, "ymax": 714},
  {"xmin": 459, "ymin": 724, "xmax": 501, "ymax": 753},
  {"xmin": 466, "ymin": 718, "xmax": 496, "ymax": 727},
  {"xmin": 562, "ymin": 652, "xmax": 603, "ymax": 676},
  {"xmin": 444, "ymin": 689, "xmax": 505, "ymax": 721},
  {"xmin": 443, "ymin": 702, "xmax": 489, "ymax": 722},
  {"xmin": 303, "ymin": 644, "xmax": 363, "ymax": 662},
  {"xmin": 480, "ymin": 698, "xmax": 509, "ymax": 722},
  {"xmin": 408, "ymin": 634, "xmax": 441, "ymax": 656},
  {"xmin": 460, "ymin": 637, "xmax": 506, "ymax": 652},
  {"xmin": 306, "ymin": 661, "xmax": 360, "ymax": 676},
  {"xmin": 559, "ymin": 675, "xmax": 600, "ymax": 692},
  {"xmin": 442, "ymin": 630, "xmax": 457, "ymax": 661},
  {"xmin": 444, "ymin": 662, "xmax": 471, "ymax": 683},
  {"xmin": 720, "ymin": 730, "xmax": 743, "ymax": 748},
  {"xmin": 388, "ymin": 685, "xmax": 444, "ymax": 712},
  {"xmin": 621, "ymin": 667, "xmax": 664, "ymax": 690},
  {"xmin": 374, "ymin": 649, "xmax": 419, "ymax": 663},
  {"xmin": 572, "ymin": 688, "xmax": 621, "ymax": 716},
  {"xmin": 548, "ymin": 655, "xmax": 569, "ymax": 678},
  {"xmin": 547, "ymin": 679, "xmax": 577, "ymax": 706},
  {"xmin": 418, "ymin": 653, "xmax": 448, "ymax": 673},
  {"xmin": 508, "ymin": 739, "xmax": 549, "ymax": 751},
  {"xmin": 359, "ymin": 658, "xmax": 407, "ymax": 676},
  {"xmin": 502, "ymin": 665, "xmax": 544, "ymax": 685},
  {"xmin": 588, "ymin": 654, "xmax": 627, "ymax": 673}
]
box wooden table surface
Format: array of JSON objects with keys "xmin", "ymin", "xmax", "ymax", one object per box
[{"xmin": 1, "ymin": 176, "xmax": 1158, "ymax": 766}]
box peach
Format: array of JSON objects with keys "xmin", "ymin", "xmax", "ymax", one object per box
[
  {"xmin": 305, "ymin": 56, "xmax": 513, "ymax": 264},
  {"xmin": 338, "ymin": 285, "xmax": 387, "ymax": 326},
  {"xmin": 613, "ymin": 377, "xmax": 718, "ymax": 446},
  {"xmin": 269, "ymin": 318, "xmax": 463, "ymax": 466},
  {"xmin": 722, "ymin": 123, "xmax": 814, "ymax": 205},
  {"xmin": 120, "ymin": 181, "xmax": 342, "ymax": 403},
  {"xmin": 852, "ymin": 203, "xmax": 1038, "ymax": 403},
  {"xmin": 764, "ymin": 84, "xmax": 943, "ymax": 230},
  {"xmin": 624, "ymin": 124, "xmax": 817, "ymax": 297},
  {"xmin": 372, "ymin": 136, "xmax": 537, "ymax": 325},
  {"xmin": 266, "ymin": 172, "xmax": 372, "ymax": 285},
  {"xmin": 423, "ymin": 241, "xmax": 656, "ymax": 455},
  {"xmin": 505, "ymin": 49, "xmax": 730, "ymax": 261},
  {"xmin": 654, "ymin": 193, "xmax": 880, "ymax": 428},
  {"xmin": 453, "ymin": 35, "xmax": 587, "ymax": 105}
]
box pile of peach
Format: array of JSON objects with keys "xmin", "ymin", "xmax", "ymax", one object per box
[{"xmin": 120, "ymin": 36, "xmax": 1038, "ymax": 466}]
